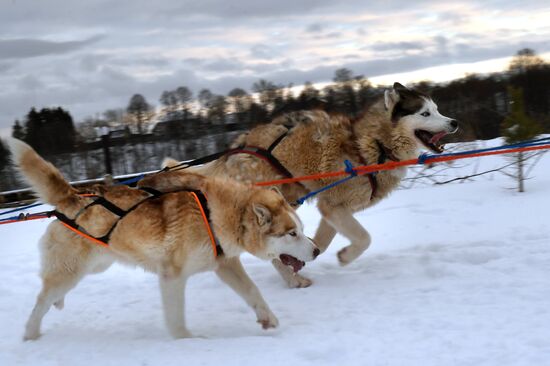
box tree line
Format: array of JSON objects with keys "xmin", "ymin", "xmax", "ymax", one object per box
[{"xmin": 2, "ymin": 48, "xmax": 549, "ymax": 183}]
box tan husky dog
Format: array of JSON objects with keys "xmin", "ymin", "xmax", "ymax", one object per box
[
  {"xmin": 7, "ymin": 138, "xmax": 319, "ymax": 340},
  {"xmin": 183, "ymin": 83, "xmax": 458, "ymax": 288}
]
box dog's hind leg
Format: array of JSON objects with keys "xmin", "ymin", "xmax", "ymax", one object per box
[
  {"xmin": 318, "ymin": 202, "xmax": 371, "ymax": 266},
  {"xmin": 24, "ymin": 228, "xmax": 107, "ymax": 341},
  {"xmin": 24, "ymin": 271, "xmax": 84, "ymax": 341},
  {"xmin": 216, "ymin": 257, "xmax": 278, "ymax": 330},
  {"xmin": 159, "ymin": 272, "xmax": 191, "ymax": 339}
]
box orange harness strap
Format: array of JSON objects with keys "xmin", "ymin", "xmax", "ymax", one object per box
[
  {"xmin": 189, "ymin": 191, "xmax": 221, "ymax": 257},
  {"xmin": 58, "ymin": 221, "xmax": 110, "ymax": 248},
  {"xmin": 54, "ymin": 190, "xmax": 222, "ymax": 257}
]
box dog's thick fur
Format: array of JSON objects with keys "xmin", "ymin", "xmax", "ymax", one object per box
[
  {"xmin": 185, "ymin": 83, "xmax": 458, "ymax": 287},
  {"xmin": 7, "ymin": 138, "xmax": 318, "ymax": 340}
]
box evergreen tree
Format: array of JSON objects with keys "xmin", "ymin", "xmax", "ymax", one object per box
[
  {"xmin": 501, "ymin": 87, "xmax": 543, "ymax": 192},
  {"xmin": 22, "ymin": 107, "xmax": 76, "ymax": 153},
  {"xmin": 0, "ymin": 139, "xmax": 8, "ymax": 170},
  {"xmin": 12, "ymin": 119, "xmax": 25, "ymax": 140}
]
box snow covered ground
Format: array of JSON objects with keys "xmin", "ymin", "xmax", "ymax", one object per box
[{"xmin": 1, "ymin": 140, "xmax": 549, "ymax": 366}]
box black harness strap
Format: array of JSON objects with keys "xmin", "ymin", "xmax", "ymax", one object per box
[
  {"xmin": 170, "ymin": 150, "xmax": 231, "ymax": 171},
  {"xmin": 267, "ymin": 125, "xmax": 293, "ymax": 152},
  {"xmin": 87, "ymin": 197, "xmax": 127, "ymax": 217},
  {"xmin": 226, "ymin": 146, "xmax": 295, "ymax": 179},
  {"xmin": 54, "ymin": 187, "xmax": 223, "ymax": 257},
  {"xmin": 53, "ymin": 210, "xmax": 93, "ymax": 237},
  {"xmin": 169, "ymin": 124, "xmax": 299, "ymax": 187},
  {"xmin": 227, "ymin": 125, "xmax": 307, "ymax": 190},
  {"xmin": 356, "ymin": 140, "xmax": 399, "ymax": 200},
  {"xmin": 137, "ymin": 186, "xmax": 163, "ymax": 197}
]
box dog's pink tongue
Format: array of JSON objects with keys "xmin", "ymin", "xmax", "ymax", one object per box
[{"xmin": 429, "ymin": 131, "xmax": 447, "ymax": 144}]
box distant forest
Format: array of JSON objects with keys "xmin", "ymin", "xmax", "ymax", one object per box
[{"xmin": 1, "ymin": 48, "xmax": 549, "ymax": 192}]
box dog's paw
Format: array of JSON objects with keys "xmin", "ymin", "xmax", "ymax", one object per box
[
  {"xmin": 337, "ymin": 246, "xmax": 363, "ymax": 265},
  {"xmin": 169, "ymin": 326, "xmax": 193, "ymax": 339},
  {"xmin": 23, "ymin": 331, "xmax": 41, "ymax": 341},
  {"xmin": 257, "ymin": 314, "xmax": 279, "ymax": 330},
  {"xmin": 54, "ymin": 298, "xmax": 64, "ymax": 310},
  {"xmin": 286, "ymin": 273, "xmax": 313, "ymax": 288},
  {"xmin": 256, "ymin": 308, "xmax": 279, "ymax": 330},
  {"xmin": 273, "ymin": 259, "xmax": 313, "ymax": 288}
]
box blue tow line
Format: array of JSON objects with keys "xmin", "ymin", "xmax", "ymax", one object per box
[
  {"xmin": 0, "ymin": 203, "xmax": 44, "ymax": 218},
  {"xmin": 296, "ymin": 160, "xmax": 358, "ymax": 205},
  {"xmin": 295, "ymin": 136, "xmax": 550, "ymax": 204},
  {"xmin": 3, "ymin": 136, "xmax": 549, "ymax": 215},
  {"xmin": 115, "ymin": 174, "xmax": 145, "ymax": 186}
]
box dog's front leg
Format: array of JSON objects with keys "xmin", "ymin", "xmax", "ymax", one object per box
[
  {"xmin": 271, "ymin": 258, "xmax": 313, "ymax": 288},
  {"xmin": 216, "ymin": 257, "xmax": 279, "ymax": 330},
  {"xmin": 318, "ymin": 202, "xmax": 372, "ymax": 265},
  {"xmin": 312, "ymin": 217, "xmax": 338, "ymax": 253},
  {"xmin": 159, "ymin": 273, "xmax": 191, "ymax": 339}
]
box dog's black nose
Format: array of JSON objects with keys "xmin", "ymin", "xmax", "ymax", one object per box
[
  {"xmin": 450, "ymin": 120, "xmax": 458, "ymax": 129},
  {"xmin": 313, "ymin": 248, "xmax": 321, "ymax": 259}
]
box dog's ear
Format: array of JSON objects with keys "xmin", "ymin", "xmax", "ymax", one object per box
[
  {"xmin": 384, "ymin": 85, "xmax": 401, "ymax": 111},
  {"xmin": 269, "ymin": 186, "xmax": 283, "ymax": 197},
  {"xmin": 252, "ymin": 203, "xmax": 272, "ymax": 227},
  {"xmin": 393, "ymin": 82, "xmax": 409, "ymax": 93},
  {"xmin": 385, "ymin": 82, "xmax": 414, "ymax": 111}
]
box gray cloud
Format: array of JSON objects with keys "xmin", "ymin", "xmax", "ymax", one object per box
[
  {"xmin": 305, "ymin": 23, "xmax": 324, "ymax": 33},
  {"xmin": 371, "ymin": 41, "xmax": 427, "ymax": 52},
  {"xmin": 0, "ymin": 36, "xmax": 103, "ymax": 60},
  {"xmin": 0, "ymin": 61, "xmax": 13, "ymax": 72},
  {"xmin": 250, "ymin": 44, "xmax": 275, "ymax": 59},
  {"xmin": 17, "ymin": 75, "xmax": 44, "ymax": 91},
  {"xmin": 169, "ymin": 0, "xmax": 336, "ymax": 19},
  {"xmin": 0, "ymin": 0, "xmax": 549, "ymax": 134}
]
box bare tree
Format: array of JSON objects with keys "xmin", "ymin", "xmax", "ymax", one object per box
[
  {"xmin": 228, "ymin": 88, "xmax": 250, "ymax": 122},
  {"xmin": 198, "ymin": 89, "xmax": 214, "ymax": 118},
  {"xmin": 509, "ymin": 48, "xmax": 545, "ymax": 74},
  {"xmin": 252, "ymin": 79, "xmax": 279, "ymax": 109},
  {"xmin": 208, "ymin": 95, "xmax": 228, "ymax": 124},
  {"xmin": 127, "ymin": 94, "xmax": 151, "ymax": 134},
  {"xmin": 175, "ymin": 86, "xmax": 193, "ymax": 120},
  {"xmin": 159, "ymin": 90, "xmax": 178, "ymax": 114},
  {"xmin": 333, "ymin": 68, "xmax": 353, "ymax": 83}
]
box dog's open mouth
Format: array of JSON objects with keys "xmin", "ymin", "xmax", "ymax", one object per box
[
  {"xmin": 414, "ymin": 130, "xmax": 447, "ymax": 154},
  {"xmin": 280, "ymin": 254, "xmax": 305, "ymax": 272}
]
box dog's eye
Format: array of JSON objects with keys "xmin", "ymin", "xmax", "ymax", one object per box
[
  {"xmin": 288, "ymin": 231, "xmax": 297, "ymax": 237},
  {"xmin": 421, "ymin": 111, "xmax": 430, "ymax": 117}
]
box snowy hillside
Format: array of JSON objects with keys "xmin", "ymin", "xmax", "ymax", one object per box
[{"xmin": 1, "ymin": 139, "xmax": 549, "ymax": 366}]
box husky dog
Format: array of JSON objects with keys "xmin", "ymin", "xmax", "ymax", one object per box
[
  {"xmin": 183, "ymin": 82, "xmax": 458, "ymax": 288},
  {"xmin": 7, "ymin": 138, "xmax": 319, "ymax": 340}
]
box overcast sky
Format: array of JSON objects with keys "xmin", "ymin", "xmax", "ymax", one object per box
[{"xmin": 1, "ymin": 0, "xmax": 549, "ymax": 135}]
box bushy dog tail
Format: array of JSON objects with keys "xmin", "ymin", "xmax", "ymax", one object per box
[{"xmin": 6, "ymin": 138, "xmax": 77, "ymax": 206}]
